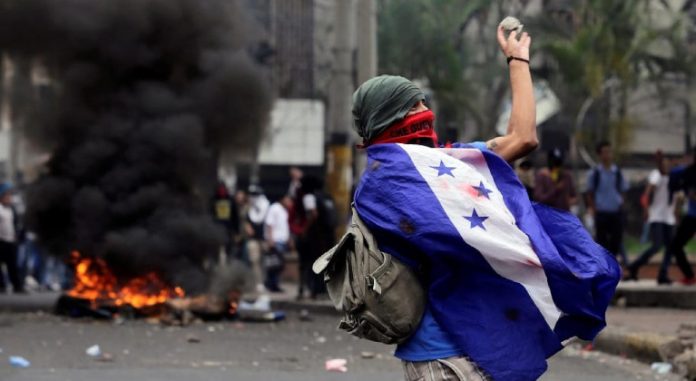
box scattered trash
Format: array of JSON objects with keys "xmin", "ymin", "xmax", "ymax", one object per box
[
  {"xmin": 146, "ymin": 317, "xmax": 160, "ymax": 325},
  {"xmin": 315, "ymin": 336, "xmax": 327, "ymax": 344},
  {"xmin": 237, "ymin": 295, "xmax": 284, "ymax": 322},
  {"xmin": 96, "ymin": 353, "xmax": 114, "ymax": 362},
  {"xmin": 237, "ymin": 309, "xmax": 286, "ymax": 322},
  {"xmin": 186, "ymin": 335, "xmax": 201, "ymax": 343},
  {"xmin": 9, "ymin": 356, "xmax": 30, "ymax": 368},
  {"xmin": 325, "ymin": 358, "xmax": 348, "ymax": 373},
  {"xmin": 238, "ymin": 295, "xmax": 271, "ymax": 312},
  {"xmin": 86, "ymin": 345, "xmax": 101, "ymax": 357},
  {"xmin": 299, "ymin": 309, "xmax": 312, "ymax": 322},
  {"xmin": 581, "ymin": 343, "xmax": 593, "ymax": 352},
  {"xmin": 360, "ymin": 351, "xmax": 375, "ymax": 359},
  {"xmin": 650, "ymin": 362, "xmax": 673, "ymax": 375}
]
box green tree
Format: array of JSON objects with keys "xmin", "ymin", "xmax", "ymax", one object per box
[
  {"xmin": 533, "ymin": 0, "xmax": 695, "ymax": 154},
  {"xmin": 377, "ymin": 0, "xmax": 520, "ymax": 139}
]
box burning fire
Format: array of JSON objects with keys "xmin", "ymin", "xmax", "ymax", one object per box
[{"xmin": 68, "ymin": 251, "xmax": 184, "ymax": 309}]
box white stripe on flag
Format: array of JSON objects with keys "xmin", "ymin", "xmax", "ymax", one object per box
[{"xmin": 401, "ymin": 144, "xmax": 562, "ymax": 329}]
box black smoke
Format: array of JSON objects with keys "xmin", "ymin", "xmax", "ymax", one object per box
[{"xmin": 0, "ymin": 0, "xmax": 272, "ymax": 292}]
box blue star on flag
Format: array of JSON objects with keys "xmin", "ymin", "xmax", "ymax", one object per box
[
  {"xmin": 473, "ymin": 181, "xmax": 493, "ymax": 199},
  {"xmin": 431, "ymin": 160, "xmax": 456, "ymax": 177},
  {"xmin": 464, "ymin": 209, "xmax": 488, "ymax": 230}
]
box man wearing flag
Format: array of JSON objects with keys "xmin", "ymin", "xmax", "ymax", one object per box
[{"xmin": 350, "ymin": 26, "xmax": 620, "ymax": 381}]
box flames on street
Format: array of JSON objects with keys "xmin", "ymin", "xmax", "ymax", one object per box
[{"xmin": 67, "ymin": 251, "xmax": 184, "ymax": 309}]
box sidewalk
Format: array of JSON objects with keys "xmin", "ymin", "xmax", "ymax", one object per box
[{"xmin": 615, "ymin": 279, "xmax": 696, "ymax": 309}]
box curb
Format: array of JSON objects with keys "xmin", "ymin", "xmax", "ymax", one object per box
[
  {"xmin": 613, "ymin": 287, "xmax": 696, "ymax": 309},
  {"xmin": 592, "ymin": 327, "xmax": 671, "ymax": 364}
]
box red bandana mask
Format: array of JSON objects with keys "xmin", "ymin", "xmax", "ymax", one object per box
[{"xmin": 366, "ymin": 110, "xmax": 438, "ymax": 147}]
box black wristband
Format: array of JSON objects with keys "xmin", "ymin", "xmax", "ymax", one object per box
[{"xmin": 507, "ymin": 56, "xmax": 530, "ymax": 65}]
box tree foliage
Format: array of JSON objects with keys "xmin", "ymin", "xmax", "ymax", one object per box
[
  {"xmin": 378, "ymin": 0, "xmax": 696, "ymax": 151},
  {"xmin": 377, "ymin": 0, "xmax": 514, "ymax": 139},
  {"xmin": 532, "ymin": 0, "xmax": 695, "ymax": 152}
]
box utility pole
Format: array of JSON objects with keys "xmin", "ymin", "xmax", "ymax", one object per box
[
  {"xmin": 326, "ymin": 0, "xmax": 356, "ymax": 230},
  {"xmin": 356, "ymin": 0, "xmax": 377, "ymax": 85},
  {"xmin": 353, "ymin": 0, "xmax": 377, "ymax": 181}
]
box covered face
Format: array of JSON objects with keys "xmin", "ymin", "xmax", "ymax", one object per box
[{"xmin": 352, "ymin": 75, "xmax": 437, "ymax": 147}]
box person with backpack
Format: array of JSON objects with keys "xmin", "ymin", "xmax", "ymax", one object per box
[
  {"xmin": 624, "ymin": 150, "xmax": 677, "ymax": 284},
  {"xmin": 584, "ymin": 141, "xmax": 629, "ymax": 265},
  {"xmin": 316, "ymin": 22, "xmax": 616, "ymax": 380}
]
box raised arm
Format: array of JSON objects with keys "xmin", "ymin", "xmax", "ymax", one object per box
[{"xmin": 486, "ymin": 27, "xmax": 538, "ymax": 162}]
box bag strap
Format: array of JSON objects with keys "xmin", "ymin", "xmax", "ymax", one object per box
[{"xmin": 351, "ymin": 207, "xmax": 385, "ymax": 295}]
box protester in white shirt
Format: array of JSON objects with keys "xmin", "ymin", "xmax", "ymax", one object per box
[
  {"xmin": 246, "ymin": 185, "xmax": 270, "ymax": 292},
  {"xmin": 263, "ymin": 195, "xmax": 292, "ymax": 292},
  {"xmin": 0, "ymin": 183, "xmax": 24, "ymax": 293},
  {"xmin": 626, "ymin": 152, "xmax": 676, "ymax": 284}
]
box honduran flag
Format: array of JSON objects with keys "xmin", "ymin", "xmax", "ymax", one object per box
[{"xmin": 353, "ymin": 143, "xmax": 621, "ymax": 381}]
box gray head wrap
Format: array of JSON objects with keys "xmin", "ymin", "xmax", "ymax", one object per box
[{"xmin": 352, "ymin": 75, "xmax": 425, "ymax": 142}]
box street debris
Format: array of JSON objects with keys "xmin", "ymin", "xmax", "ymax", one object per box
[
  {"xmin": 186, "ymin": 334, "xmax": 201, "ymax": 343},
  {"xmin": 235, "ymin": 295, "xmax": 285, "ymax": 321},
  {"xmin": 658, "ymin": 323, "xmax": 696, "ymax": 379},
  {"xmin": 651, "ymin": 362, "xmax": 673, "ymax": 374},
  {"xmin": 86, "ymin": 345, "xmax": 101, "ymax": 357},
  {"xmin": 9, "ymin": 356, "xmax": 30, "ymax": 368},
  {"xmin": 299, "ymin": 309, "xmax": 312, "ymax": 322},
  {"xmin": 325, "ymin": 358, "xmax": 348, "ymax": 373},
  {"xmin": 315, "ymin": 336, "xmax": 327, "ymax": 344},
  {"xmin": 96, "ymin": 353, "xmax": 114, "ymax": 362},
  {"xmin": 360, "ymin": 351, "xmax": 375, "ymax": 359}
]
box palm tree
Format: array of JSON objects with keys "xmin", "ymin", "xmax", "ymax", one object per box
[
  {"xmin": 377, "ymin": 0, "xmax": 529, "ymax": 140},
  {"xmin": 533, "ymin": 0, "xmax": 695, "ymax": 155}
]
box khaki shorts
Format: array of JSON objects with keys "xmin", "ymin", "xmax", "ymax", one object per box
[{"xmin": 402, "ymin": 356, "xmax": 491, "ymax": 381}]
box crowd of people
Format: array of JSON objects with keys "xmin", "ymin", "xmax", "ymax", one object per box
[
  {"xmin": 212, "ymin": 167, "xmax": 337, "ymax": 299},
  {"xmin": 1, "ymin": 139, "xmax": 693, "ymax": 295},
  {"xmin": 0, "ymin": 165, "xmax": 340, "ymax": 297},
  {"xmin": 518, "ymin": 141, "xmax": 695, "ymax": 285},
  {"xmin": 0, "ymin": 181, "xmax": 69, "ymax": 294}
]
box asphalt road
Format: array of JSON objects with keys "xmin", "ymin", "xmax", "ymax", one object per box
[{"xmin": 0, "ymin": 311, "xmax": 683, "ymax": 381}]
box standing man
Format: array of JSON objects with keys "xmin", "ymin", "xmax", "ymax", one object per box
[
  {"xmin": 212, "ymin": 181, "xmax": 235, "ymax": 259},
  {"xmin": 585, "ymin": 141, "xmax": 629, "ymax": 265},
  {"xmin": 668, "ymin": 151, "xmax": 696, "ymax": 285},
  {"xmin": 246, "ymin": 185, "xmax": 269, "ymax": 293},
  {"xmin": 534, "ymin": 148, "xmax": 577, "ymax": 211},
  {"xmin": 351, "ymin": 27, "xmax": 539, "ymax": 381},
  {"xmin": 337, "ymin": 22, "xmax": 619, "ymax": 380},
  {"xmin": 625, "ymin": 151, "xmax": 676, "ymax": 284},
  {"xmin": 296, "ymin": 176, "xmax": 334, "ymax": 299},
  {"xmin": 263, "ymin": 195, "xmax": 292, "ymax": 292},
  {"xmin": 0, "ymin": 183, "xmax": 24, "ymax": 293}
]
